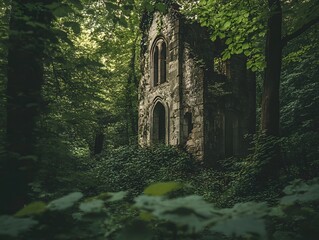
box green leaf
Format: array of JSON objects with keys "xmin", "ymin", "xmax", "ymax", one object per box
[
  {"xmin": 211, "ymin": 35, "xmax": 217, "ymax": 41},
  {"xmin": 79, "ymin": 199, "xmax": 104, "ymax": 213},
  {"xmin": 15, "ymin": 202, "xmax": 46, "ymax": 217},
  {"xmin": 211, "ymin": 216, "xmax": 266, "ymax": 238},
  {"xmin": 105, "ymin": 2, "xmax": 120, "ymax": 10},
  {"xmin": 86, "ymin": 9, "xmax": 95, "ymax": 15},
  {"xmin": 47, "ymin": 192, "xmax": 83, "ymax": 211},
  {"xmin": 155, "ymin": 3, "xmax": 167, "ymax": 13},
  {"xmin": 134, "ymin": 195, "xmax": 215, "ymax": 233},
  {"xmin": 144, "ymin": 182, "xmax": 182, "ymax": 196},
  {"xmin": 283, "ymin": 179, "xmax": 309, "ymax": 195},
  {"xmin": 242, "ymin": 43, "xmax": 249, "ymax": 50},
  {"xmin": 235, "ymin": 48, "xmax": 243, "ymax": 54},
  {"xmin": 223, "ymin": 21, "xmax": 231, "ymax": 29},
  {"xmin": 225, "ymin": 38, "xmax": 232, "ymax": 45},
  {"xmin": 106, "ymin": 191, "xmax": 127, "ymax": 202},
  {"xmin": 244, "ymin": 50, "xmax": 251, "ymax": 56},
  {"xmin": 25, "ymin": 21, "xmax": 47, "ymax": 29},
  {"xmin": 63, "ymin": 21, "xmax": 81, "ymax": 34},
  {"xmin": 139, "ymin": 211, "xmax": 154, "ymax": 221},
  {"xmin": 117, "ymin": 17, "xmax": 128, "ymax": 28},
  {"xmin": 280, "ymin": 179, "xmax": 319, "ymax": 205},
  {"xmin": 69, "ymin": 0, "xmax": 83, "ymax": 10},
  {"xmin": 144, "ymin": 2, "xmax": 154, "ymax": 12},
  {"xmin": 0, "ymin": 215, "xmax": 38, "ymax": 237},
  {"xmin": 53, "ymin": 4, "xmax": 74, "ymax": 18},
  {"xmin": 281, "ymin": 185, "xmax": 319, "ymax": 205},
  {"xmin": 219, "ymin": 32, "xmax": 226, "ymax": 39},
  {"xmin": 95, "ymin": 191, "xmax": 127, "ymax": 202},
  {"xmin": 209, "ymin": 202, "xmax": 269, "ymax": 238},
  {"xmin": 222, "ymin": 51, "xmax": 231, "ymax": 61},
  {"xmin": 46, "ymin": 2, "xmax": 60, "ymax": 10},
  {"xmin": 54, "ymin": 29, "xmax": 74, "ymax": 46}
]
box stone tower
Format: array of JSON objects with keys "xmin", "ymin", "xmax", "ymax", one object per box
[{"xmin": 138, "ymin": 8, "xmax": 256, "ymax": 164}]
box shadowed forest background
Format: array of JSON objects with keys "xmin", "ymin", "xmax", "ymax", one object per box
[{"xmin": 0, "ymin": 0, "xmax": 318, "ymax": 239}]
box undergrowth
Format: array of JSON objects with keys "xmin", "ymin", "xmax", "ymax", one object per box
[{"xmin": 1, "ymin": 132, "xmax": 318, "ymax": 239}]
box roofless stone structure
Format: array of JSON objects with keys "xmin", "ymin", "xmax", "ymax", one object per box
[{"xmin": 138, "ymin": 7, "xmax": 256, "ymax": 164}]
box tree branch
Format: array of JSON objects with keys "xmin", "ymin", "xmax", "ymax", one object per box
[{"xmin": 282, "ymin": 16, "xmax": 319, "ymax": 48}]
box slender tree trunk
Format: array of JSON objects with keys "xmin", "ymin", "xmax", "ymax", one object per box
[
  {"xmin": 261, "ymin": 0, "xmax": 282, "ymax": 136},
  {"xmin": 93, "ymin": 132, "xmax": 105, "ymax": 155},
  {"xmin": 125, "ymin": 36, "xmax": 138, "ymax": 139},
  {"xmin": 258, "ymin": 0, "xmax": 318, "ymax": 179},
  {"xmin": 247, "ymin": 69, "xmax": 256, "ymax": 135},
  {"xmin": 257, "ymin": 0, "xmax": 283, "ymax": 182},
  {"xmin": 92, "ymin": 111, "xmax": 111, "ymax": 156},
  {"xmin": 1, "ymin": 0, "xmax": 53, "ymax": 213},
  {"xmin": 261, "ymin": 0, "xmax": 319, "ymax": 138}
]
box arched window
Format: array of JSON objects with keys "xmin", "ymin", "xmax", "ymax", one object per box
[
  {"xmin": 153, "ymin": 46, "xmax": 159, "ymax": 86},
  {"xmin": 152, "ymin": 102, "xmax": 166, "ymax": 144},
  {"xmin": 152, "ymin": 38, "xmax": 167, "ymax": 86},
  {"xmin": 160, "ymin": 42, "xmax": 167, "ymax": 84}
]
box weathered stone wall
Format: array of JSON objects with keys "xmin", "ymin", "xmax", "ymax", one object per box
[
  {"xmin": 180, "ymin": 22, "xmax": 214, "ymax": 161},
  {"xmin": 138, "ymin": 11, "xmax": 181, "ymax": 146},
  {"xmin": 181, "ymin": 46, "xmax": 205, "ymax": 160},
  {"xmin": 204, "ymin": 55, "xmax": 256, "ymax": 164},
  {"xmin": 138, "ymin": 10, "xmax": 215, "ymax": 161},
  {"xmin": 139, "ymin": 9, "xmax": 256, "ymax": 164}
]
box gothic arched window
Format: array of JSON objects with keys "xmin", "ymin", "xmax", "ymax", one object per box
[
  {"xmin": 152, "ymin": 102, "xmax": 166, "ymax": 144},
  {"xmin": 152, "ymin": 38, "xmax": 167, "ymax": 86}
]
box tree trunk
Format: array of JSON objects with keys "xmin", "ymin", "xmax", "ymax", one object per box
[
  {"xmin": 258, "ymin": 0, "xmax": 318, "ymax": 179},
  {"xmin": 257, "ymin": 0, "xmax": 283, "ymax": 181},
  {"xmin": 1, "ymin": 0, "xmax": 53, "ymax": 214},
  {"xmin": 93, "ymin": 132, "xmax": 105, "ymax": 155},
  {"xmin": 247, "ymin": 69, "xmax": 256, "ymax": 135},
  {"xmin": 261, "ymin": 0, "xmax": 282, "ymax": 137},
  {"xmin": 125, "ymin": 36, "xmax": 138, "ymax": 139}
]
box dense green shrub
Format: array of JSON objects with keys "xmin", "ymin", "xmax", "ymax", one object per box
[
  {"xmin": 4, "ymin": 133, "xmax": 316, "ymax": 240},
  {"xmin": 35, "ymin": 135, "xmax": 318, "ymax": 207},
  {"xmin": 281, "ymin": 132, "xmax": 319, "ymax": 179},
  {"xmin": 91, "ymin": 145, "xmax": 197, "ymax": 195}
]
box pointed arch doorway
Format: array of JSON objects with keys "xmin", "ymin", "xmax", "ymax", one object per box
[{"xmin": 152, "ymin": 102, "xmax": 167, "ymax": 144}]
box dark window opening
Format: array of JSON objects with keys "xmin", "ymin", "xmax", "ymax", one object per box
[
  {"xmin": 183, "ymin": 112, "xmax": 193, "ymax": 143},
  {"xmin": 160, "ymin": 42, "xmax": 167, "ymax": 83},
  {"xmin": 153, "ymin": 46, "xmax": 159, "ymax": 86},
  {"xmin": 153, "ymin": 102, "xmax": 166, "ymax": 144},
  {"xmin": 152, "ymin": 38, "xmax": 167, "ymax": 86}
]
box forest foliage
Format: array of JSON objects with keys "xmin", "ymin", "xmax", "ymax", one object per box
[{"xmin": 0, "ymin": 0, "xmax": 318, "ymax": 239}]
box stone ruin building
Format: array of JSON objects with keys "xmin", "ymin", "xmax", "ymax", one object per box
[{"xmin": 138, "ymin": 7, "xmax": 256, "ymax": 165}]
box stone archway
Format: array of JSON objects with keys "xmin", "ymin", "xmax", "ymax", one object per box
[{"xmin": 152, "ymin": 102, "xmax": 166, "ymax": 144}]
